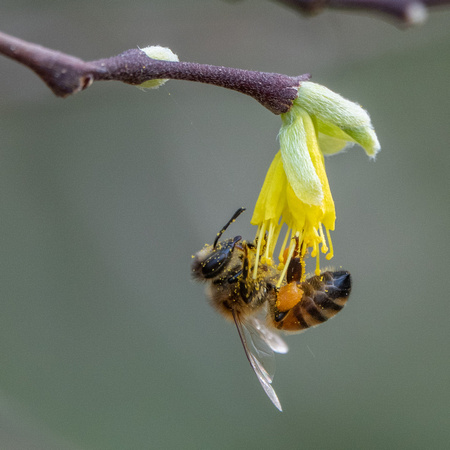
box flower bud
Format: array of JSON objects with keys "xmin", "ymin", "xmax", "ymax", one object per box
[
  {"xmin": 138, "ymin": 45, "xmax": 179, "ymax": 89},
  {"xmin": 296, "ymin": 82, "xmax": 380, "ymax": 157}
]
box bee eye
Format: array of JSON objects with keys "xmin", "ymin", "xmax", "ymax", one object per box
[{"xmin": 201, "ymin": 236, "xmax": 241, "ymax": 278}]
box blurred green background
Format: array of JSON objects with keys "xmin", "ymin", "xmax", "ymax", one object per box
[{"xmin": 1, "ymin": 1, "xmax": 449, "ymax": 449}]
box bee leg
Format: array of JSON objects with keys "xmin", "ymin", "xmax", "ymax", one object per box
[
  {"xmin": 241, "ymin": 243, "xmax": 250, "ymax": 279},
  {"xmin": 286, "ymin": 239, "xmax": 303, "ymax": 283},
  {"xmin": 268, "ymin": 284, "xmax": 288, "ymax": 322},
  {"xmin": 238, "ymin": 242, "xmax": 252, "ymax": 303},
  {"xmin": 274, "ymin": 310, "xmax": 288, "ymax": 322},
  {"xmin": 227, "ymin": 270, "xmax": 242, "ymax": 284},
  {"xmin": 286, "ymin": 257, "xmax": 302, "ymax": 283},
  {"xmin": 222, "ymin": 242, "xmax": 252, "ymax": 302}
]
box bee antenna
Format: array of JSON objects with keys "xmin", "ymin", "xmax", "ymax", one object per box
[{"xmin": 213, "ymin": 207, "xmax": 246, "ymax": 248}]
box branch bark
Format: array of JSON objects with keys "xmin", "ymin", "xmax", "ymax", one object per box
[
  {"xmin": 0, "ymin": 31, "xmax": 310, "ymax": 115},
  {"xmin": 274, "ymin": 0, "xmax": 450, "ymax": 25}
]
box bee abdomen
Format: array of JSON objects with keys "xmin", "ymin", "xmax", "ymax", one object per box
[{"xmin": 273, "ymin": 271, "xmax": 352, "ymax": 332}]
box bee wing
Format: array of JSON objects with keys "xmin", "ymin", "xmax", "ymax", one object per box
[
  {"xmin": 232, "ymin": 310, "xmax": 284, "ymax": 412},
  {"xmin": 247, "ymin": 316, "xmax": 289, "ymax": 355}
]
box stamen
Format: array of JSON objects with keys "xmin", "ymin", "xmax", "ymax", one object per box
[
  {"xmin": 318, "ymin": 223, "xmax": 328, "ymax": 254},
  {"xmin": 315, "ymin": 247, "xmax": 321, "ymax": 276},
  {"xmin": 276, "ymin": 232, "xmax": 299, "ymax": 288},
  {"xmin": 264, "ymin": 221, "xmax": 275, "ymax": 261},
  {"xmin": 278, "ymin": 227, "xmax": 291, "ymax": 265},
  {"xmin": 311, "ymin": 238, "xmax": 318, "ymax": 258},
  {"xmin": 254, "ymin": 223, "xmax": 261, "ymax": 242},
  {"xmin": 300, "ymin": 243, "xmax": 307, "ymax": 282},
  {"xmin": 269, "ymin": 221, "xmax": 283, "ymax": 260},
  {"xmin": 325, "ymin": 227, "xmax": 334, "ymax": 260},
  {"xmin": 253, "ymin": 221, "xmax": 266, "ymax": 280}
]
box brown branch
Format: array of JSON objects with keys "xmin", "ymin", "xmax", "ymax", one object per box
[
  {"xmin": 274, "ymin": 0, "xmax": 450, "ymax": 25},
  {"xmin": 0, "ymin": 31, "xmax": 310, "ymax": 115}
]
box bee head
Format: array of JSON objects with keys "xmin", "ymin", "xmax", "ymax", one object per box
[
  {"xmin": 198, "ymin": 236, "xmax": 242, "ymax": 279},
  {"xmin": 191, "ymin": 208, "xmax": 246, "ymax": 281}
]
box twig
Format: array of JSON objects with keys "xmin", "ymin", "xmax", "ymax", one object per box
[
  {"xmin": 0, "ymin": 31, "xmax": 310, "ymax": 115},
  {"xmin": 274, "ymin": 0, "xmax": 450, "ymax": 25}
]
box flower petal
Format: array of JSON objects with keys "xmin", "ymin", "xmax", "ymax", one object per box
[
  {"xmin": 298, "ymin": 82, "xmax": 372, "ymax": 129},
  {"xmin": 297, "ymin": 82, "xmax": 380, "ymax": 158},
  {"xmin": 316, "ymin": 118, "xmax": 380, "ymax": 157},
  {"xmin": 342, "ymin": 126, "xmax": 380, "ymax": 157},
  {"xmin": 251, "ymin": 151, "xmax": 287, "ymax": 225},
  {"xmin": 279, "ymin": 106, "xmax": 323, "ymax": 206},
  {"xmin": 301, "ymin": 113, "xmax": 336, "ymax": 230},
  {"xmin": 318, "ymin": 133, "xmax": 353, "ymax": 155}
]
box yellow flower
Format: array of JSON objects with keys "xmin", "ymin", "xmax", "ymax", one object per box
[{"xmin": 251, "ymin": 82, "xmax": 379, "ymax": 282}]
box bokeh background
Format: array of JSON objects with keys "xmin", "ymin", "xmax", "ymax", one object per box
[{"xmin": 1, "ymin": 1, "xmax": 449, "ymax": 449}]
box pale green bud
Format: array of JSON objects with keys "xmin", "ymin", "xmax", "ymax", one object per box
[
  {"xmin": 296, "ymin": 82, "xmax": 380, "ymax": 157},
  {"xmin": 138, "ymin": 45, "xmax": 179, "ymax": 89}
]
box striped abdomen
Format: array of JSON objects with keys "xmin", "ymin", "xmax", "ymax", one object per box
[{"xmin": 272, "ymin": 271, "xmax": 352, "ymax": 332}]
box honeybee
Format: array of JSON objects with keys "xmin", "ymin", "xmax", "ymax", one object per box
[{"xmin": 191, "ymin": 208, "xmax": 352, "ymax": 411}]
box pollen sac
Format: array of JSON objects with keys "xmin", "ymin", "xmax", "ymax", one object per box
[
  {"xmin": 276, "ymin": 283, "xmax": 303, "ymax": 312},
  {"xmin": 272, "ymin": 270, "xmax": 352, "ymax": 332}
]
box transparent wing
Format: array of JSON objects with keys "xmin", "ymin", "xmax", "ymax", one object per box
[
  {"xmin": 247, "ymin": 316, "xmax": 289, "ymax": 355},
  {"xmin": 232, "ymin": 310, "xmax": 287, "ymax": 412}
]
